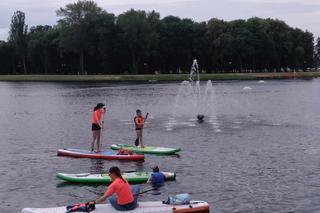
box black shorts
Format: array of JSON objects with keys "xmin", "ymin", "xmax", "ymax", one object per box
[
  {"xmin": 92, "ymin": 123, "xmax": 101, "ymax": 131},
  {"xmin": 136, "ymin": 128, "xmax": 142, "ymax": 131}
]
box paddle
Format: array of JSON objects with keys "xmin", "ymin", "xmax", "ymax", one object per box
[
  {"xmin": 138, "ymin": 187, "xmax": 161, "ymax": 195},
  {"xmin": 84, "ymin": 187, "xmax": 161, "ymax": 208},
  {"xmin": 134, "ymin": 112, "xmax": 149, "ymax": 146},
  {"xmin": 86, "ymin": 187, "xmax": 161, "ymax": 196},
  {"xmin": 99, "ymin": 107, "xmax": 106, "ymax": 151}
]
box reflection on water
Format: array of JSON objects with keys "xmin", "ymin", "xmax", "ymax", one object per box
[{"xmin": 0, "ymin": 79, "xmax": 320, "ymax": 212}]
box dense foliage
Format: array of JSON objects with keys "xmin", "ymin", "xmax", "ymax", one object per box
[{"xmin": 0, "ymin": 0, "xmax": 319, "ymax": 75}]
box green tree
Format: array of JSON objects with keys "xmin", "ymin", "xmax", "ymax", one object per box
[
  {"xmin": 315, "ymin": 37, "xmax": 320, "ymax": 67},
  {"xmin": 0, "ymin": 41, "xmax": 14, "ymax": 74},
  {"xmin": 294, "ymin": 46, "xmax": 305, "ymax": 69},
  {"xmin": 57, "ymin": 0, "xmax": 103, "ymax": 74},
  {"xmin": 28, "ymin": 25, "xmax": 56, "ymax": 74},
  {"xmin": 9, "ymin": 11, "xmax": 28, "ymax": 74},
  {"xmin": 117, "ymin": 9, "xmax": 160, "ymax": 74}
]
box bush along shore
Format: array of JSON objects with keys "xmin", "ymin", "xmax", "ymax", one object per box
[{"xmin": 0, "ymin": 72, "xmax": 319, "ymax": 82}]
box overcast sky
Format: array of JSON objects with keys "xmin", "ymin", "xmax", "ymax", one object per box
[{"xmin": 0, "ymin": 0, "xmax": 320, "ymax": 40}]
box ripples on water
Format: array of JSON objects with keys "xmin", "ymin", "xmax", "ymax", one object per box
[{"xmin": 0, "ymin": 79, "xmax": 320, "ymax": 212}]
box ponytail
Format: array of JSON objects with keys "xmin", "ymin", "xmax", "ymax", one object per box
[{"xmin": 118, "ymin": 174, "xmax": 126, "ymax": 183}]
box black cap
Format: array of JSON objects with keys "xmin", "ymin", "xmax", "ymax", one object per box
[
  {"xmin": 136, "ymin": 109, "xmax": 141, "ymax": 113},
  {"xmin": 96, "ymin": 103, "xmax": 105, "ymax": 109},
  {"xmin": 109, "ymin": 166, "xmax": 120, "ymax": 175}
]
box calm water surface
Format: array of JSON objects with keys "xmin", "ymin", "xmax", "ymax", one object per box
[{"xmin": 1, "ymin": 79, "xmax": 320, "ymax": 213}]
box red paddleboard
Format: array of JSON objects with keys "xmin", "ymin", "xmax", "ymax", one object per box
[{"xmin": 57, "ymin": 148, "xmax": 144, "ymax": 161}]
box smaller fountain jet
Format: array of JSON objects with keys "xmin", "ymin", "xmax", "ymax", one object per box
[
  {"xmin": 189, "ymin": 59, "xmax": 200, "ymax": 83},
  {"xmin": 189, "ymin": 59, "xmax": 205, "ymax": 122}
]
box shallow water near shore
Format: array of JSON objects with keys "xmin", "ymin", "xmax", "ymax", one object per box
[{"xmin": 1, "ymin": 79, "xmax": 320, "ymax": 213}]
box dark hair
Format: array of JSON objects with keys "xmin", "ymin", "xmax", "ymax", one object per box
[
  {"xmin": 153, "ymin": 166, "xmax": 160, "ymax": 173},
  {"xmin": 136, "ymin": 109, "xmax": 141, "ymax": 114},
  {"xmin": 94, "ymin": 103, "xmax": 105, "ymax": 111},
  {"xmin": 109, "ymin": 166, "xmax": 126, "ymax": 183}
]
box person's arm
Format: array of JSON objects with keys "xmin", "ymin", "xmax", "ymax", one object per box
[
  {"xmin": 95, "ymin": 194, "xmax": 108, "ymax": 204},
  {"xmin": 147, "ymin": 174, "xmax": 152, "ymax": 184},
  {"xmin": 95, "ymin": 183, "xmax": 115, "ymax": 204},
  {"xmin": 99, "ymin": 109, "xmax": 105, "ymax": 127}
]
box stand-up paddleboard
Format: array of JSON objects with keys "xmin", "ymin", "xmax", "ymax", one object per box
[
  {"xmin": 110, "ymin": 144, "xmax": 181, "ymax": 155},
  {"xmin": 22, "ymin": 201, "xmax": 209, "ymax": 213},
  {"xmin": 57, "ymin": 148, "xmax": 144, "ymax": 161},
  {"xmin": 57, "ymin": 171, "xmax": 176, "ymax": 184}
]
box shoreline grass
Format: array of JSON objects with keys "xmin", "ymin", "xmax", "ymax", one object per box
[{"xmin": 0, "ymin": 72, "xmax": 319, "ymax": 82}]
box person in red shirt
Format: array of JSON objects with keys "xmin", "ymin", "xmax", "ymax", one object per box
[
  {"xmin": 134, "ymin": 109, "xmax": 148, "ymax": 148},
  {"xmin": 91, "ymin": 103, "xmax": 106, "ymax": 152},
  {"xmin": 94, "ymin": 167, "xmax": 140, "ymax": 211}
]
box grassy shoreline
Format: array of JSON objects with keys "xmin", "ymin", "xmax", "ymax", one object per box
[{"xmin": 0, "ymin": 72, "xmax": 319, "ymax": 82}]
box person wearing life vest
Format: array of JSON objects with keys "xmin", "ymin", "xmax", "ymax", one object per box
[
  {"xmin": 147, "ymin": 166, "xmax": 166, "ymax": 188},
  {"xmin": 94, "ymin": 167, "xmax": 140, "ymax": 211},
  {"xmin": 91, "ymin": 103, "xmax": 106, "ymax": 152},
  {"xmin": 134, "ymin": 109, "xmax": 148, "ymax": 148}
]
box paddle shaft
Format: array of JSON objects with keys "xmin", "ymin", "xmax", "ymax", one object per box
[
  {"xmin": 86, "ymin": 187, "xmax": 156, "ymax": 196},
  {"xmin": 99, "ymin": 109, "xmax": 105, "ymax": 150},
  {"xmin": 137, "ymin": 188, "xmax": 157, "ymax": 195},
  {"xmin": 85, "ymin": 187, "xmax": 159, "ymax": 205}
]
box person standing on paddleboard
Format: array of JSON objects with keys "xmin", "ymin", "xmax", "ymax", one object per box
[
  {"xmin": 134, "ymin": 109, "xmax": 148, "ymax": 148},
  {"xmin": 94, "ymin": 166, "xmax": 140, "ymax": 211},
  {"xmin": 91, "ymin": 103, "xmax": 106, "ymax": 152}
]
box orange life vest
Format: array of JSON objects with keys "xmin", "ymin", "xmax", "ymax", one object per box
[{"xmin": 134, "ymin": 116, "xmax": 145, "ymax": 129}]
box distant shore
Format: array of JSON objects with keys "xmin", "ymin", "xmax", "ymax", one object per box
[{"xmin": 0, "ymin": 72, "xmax": 319, "ymax": 82}]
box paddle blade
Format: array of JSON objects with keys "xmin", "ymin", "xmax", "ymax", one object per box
[{"xmin": 134, "ymin": 138, "xmax": 139, "ymax": 146}]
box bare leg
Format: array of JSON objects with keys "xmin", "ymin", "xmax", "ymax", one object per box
[
  {"xmin": 138, "ymin": 129, "xmax": 144, "ymax": 148},
  {"xmin": 96, "ymin": 130, "xmax": 101, "ymax": 152},
  {"xmin": 91, "ymin": 131, "xmax": 97, "ymax": 151},
  {"xmin": 135, "ymin": 130, "xmax": 140, "ymax": 145}
]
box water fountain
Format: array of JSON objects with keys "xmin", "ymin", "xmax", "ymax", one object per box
[{"xmin": 172, "ymin": 59, "xmax": 215, "ymax": 122}]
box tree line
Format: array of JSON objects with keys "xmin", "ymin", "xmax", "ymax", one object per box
[{"xmin": 0, "ymin": 0, "xmax": 319, "ymax": 75}]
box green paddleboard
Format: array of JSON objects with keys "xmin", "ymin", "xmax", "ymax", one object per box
[
  {"xmin": 110, "ymin": 144, "xmax": 181, "ymax": 155},
  {"xmin": 56, "ymin": 171, "xmax": 176, "ymax": 184}
]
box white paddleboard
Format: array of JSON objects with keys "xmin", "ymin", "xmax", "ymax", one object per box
[{"xmin": 22, "ymin": 200, "xmax": 209, "ymax": 213}]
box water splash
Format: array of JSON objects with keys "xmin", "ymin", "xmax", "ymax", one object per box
[{"xmin": 189, "ymin": 59, "xmax": 200, "ymax": 83}]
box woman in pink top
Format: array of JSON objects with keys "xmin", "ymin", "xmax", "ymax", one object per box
[
  {"xmin": 91, "ymin": 103, "xmax": 105, "ymax": 152},
  {"xmin": 94, "ymin": 167, "xmax": 140, "ymax": 211}
]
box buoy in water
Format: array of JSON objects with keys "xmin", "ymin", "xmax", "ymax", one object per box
[
  {"xmin": 197, "ymin": 114, "xmax": 205, "ymax": 122},
  {"xmin": 243, "ymin": 86, "xmax": 252, "ymax": 90}
]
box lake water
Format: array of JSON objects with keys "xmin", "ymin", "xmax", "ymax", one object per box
[{"xmin": 1, "ymin": 79, "xmax": 320, "ymax": 213}]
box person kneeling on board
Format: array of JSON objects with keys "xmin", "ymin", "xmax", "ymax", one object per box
[
  {"xmin": 147, "ymin": 166, "xmax": 166, "ymax": 188},
  {"xmin": 94, "ymin": 166, "xmax": 140, "ymax": 211},
  {"xmin": 134, "ymin": 109, "xmax": 148, "ymax": 148}
]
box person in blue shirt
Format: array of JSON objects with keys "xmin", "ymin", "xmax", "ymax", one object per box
[{"xmin": 147, "ymin": 166, "xmax": 166, "ymax": 188}]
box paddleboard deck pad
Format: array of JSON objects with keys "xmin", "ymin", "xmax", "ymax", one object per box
[
  {"xmin": 56, "ymin": 171, "xmax": 176, "ymax": 184},
  {"xmin": 110, "ymin": 144, "xmax": 181, "ymax": 155},
  {"xmin": 22, "ymin": 201, "xmax": 209, "ymax": 213},
  {"xmin": 57, "ymin": 148, "xmax": 144, "ymax": 161}
]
